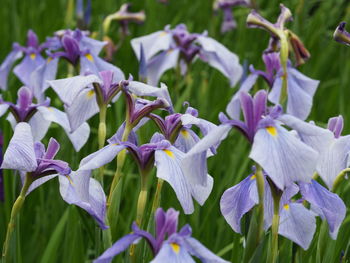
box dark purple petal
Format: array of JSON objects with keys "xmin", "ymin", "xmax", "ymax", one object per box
[
  {"xmin": 44, "ymin": 138, "xmax": 60, "ymax": 159},
  {"xmin": 27, "ymin": 30, "xmax": 39, "ymax": 48}
]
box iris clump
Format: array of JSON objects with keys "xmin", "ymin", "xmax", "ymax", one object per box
[{"xmin": 0, "ymin": 1, "xmax": 349, "ymax": 263}]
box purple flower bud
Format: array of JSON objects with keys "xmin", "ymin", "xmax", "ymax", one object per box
[{"xmin": 334, "ymin": 22, "xmax": 350, "ymax": 46}]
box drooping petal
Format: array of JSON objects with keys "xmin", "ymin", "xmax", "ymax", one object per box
[
  {"xmin": 278, "ymin": 202, "xmax": 316, "ymax": 250},
  {"xmin": 155, "ymin": 146, "xmax": 213, "ymax": 214},
  {"xmin": 131, "ymin": 30, "xmax": 173, "ymax": 61},
  {"xmin": 65, "ymin": 88, "xmax": 99, "ymax": 131},
  {"xmin": 184, "ymin": 237, "xmax": 229, "ymax": 263},
  {"xmin": 220, "ymin": 175, "xmax": 257, "ymax": 233},
  {"xmin": 80, "ymin": 54, "xmax": 125, "ymax": 83},
  {"xmin": 59, "ymin": 170, "xmax": 108, "ymax": 229},
  {"xmin": 1, "ymin": 122, "xmax": 37, "ymax": 172},
  {"xmin": 28, "ymin": 111, "xmax": 51, "ymax": 141},
  {"xmin": 146, "ymin": 49, "xmax": 180, "ymax": 86},
  {"xmin": 269, "ymin": 68, "xmax": 319, "ymax": 120},
  {"xmin": 80, "ymin": 36, "xmax": 107, "ymax": 55},
  {"xmin": 79, "ymin": 144, "xmax": 127, "ymax": 170},
  {"xmin": 0, "ymin": 49, "xmax": 23, "ymax": 90},
  {"xmin": 299, "ymin": 180, "xmax": 346, "ymax": 239},
  {"xmin": 48, "ymin": 74, "xmax": 102, "ymax": 105},
  {"xmin": 13, "ymin": 54, "xmax": 45, "ymax": 87},
  {"xmin": 196, "ymin": 35, "xmax": 243, "ymax": 87},
  {"xmin": 250, "ymin": 124, "xmax": 318, "ymax": 189},
  {"xmin": 93, "ymin": 233, "xmax": 141, "ymax": 263},
  {"xmin": 26, "ymin": 174, "xmax": 58, "ymax": 195},
  {"xmin": 174, "ymin": 129, "xmax": 199, "ymax": 153}
]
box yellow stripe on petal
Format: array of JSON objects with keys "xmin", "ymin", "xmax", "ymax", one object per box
[
  {"xmin": 163, "ymin": 149, "xmax": 174, "ymax": 158},
  {"xmin": 47, "ymin": 57, "xmax": 53, "ymax": 64},
  {"xmin": 170, "ymin": 243, "xmax": 180, "ymax": 254},
  {"xmin": 85, "ymin": 53, "xmax": 94, "ymax": 62},
  {"xmin": 30, "ymin": 53, "xmax": 36, "ymax": 60},
  {"xmin": 159, "ymin": 31, "xmax": 168, "ymax": 37},
  {"xmin": 86, "ymin": 90, "xmax": 95, "ymax": 98},
  {"xmin": 181, "ymin": 129, "xmax": 190, "ymax": 139},
  {"xmin": 266, "ymin": 126, "xmax": 277, "ymax": 137},
  {"xmin": 250, "ymin": 174, "xmax": 256, "ymax": 180},
  {"xmin": 283, "ymin": 204, "xmax": 290, "ymax": 211}
]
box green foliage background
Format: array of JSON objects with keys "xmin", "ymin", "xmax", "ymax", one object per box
[{"xmin": 1, "ymin": 0, "xmax": 350, "ymax": 262}]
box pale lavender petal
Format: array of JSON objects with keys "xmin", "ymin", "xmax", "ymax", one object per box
[
  {"xmin": 316, "ymin": 136, "xmax": 350, "ymax": 189},
  {"xmin": 184, "ymin": 237, "xmax": 229, "ymax": 263},
  {"xmin": 79, "ymin": 144, "xmax": 127, "ymax": 170},
  {"xmin": 48, "ymin": 74, "xmax": 102, "ymax": 105},
  {"xmin": 65, "ymin": 88, "xmax": 99, "ymax": 131},
  {"xmin": 0, "ymin": 49, "xmax": 23, "ymax": 90},
  {"xmin": 1, "ymin": 122, "xmax": 37, "ymax": 172},
  {"xmin": 14, "ymin": 54, "xmax": 45, "ymax": 86},
  {"xmin": 220, "ymin": 175, "xmax": 257, "ymax": 233},
  {"xmin": 299, "ymin": 180, "xmax": 346, "ymax": 239},
  {"xmin": 279, "ymin": 202, "xmax": 316, "ymax": 250},
  {"xmin": 327, "ymin": 116, "xmax": 343, "ymax": 138},
  {"xmin": 80, "ymin": 54, "xmax": 125, "ymax": 83},
  {"xmin": 196, "ymin": 35, "xmax": 243, "ymax": 87},
  {"xmin": 250, "ymin": 125, "xmax": 318, "ymax": 189},
  {"xmin": 80, "ymin": 36, "xmax": 107, "ymax": 55},
  {"xmin": 174, "ymin": 129, "xmax": 199, "ymax": 153},
  {"xmin": 151, "ymin": 242, "xmax": 196, "ymax": 263},
  {"xmin": 226, "ymin": 74, "xmax": 258, "ymax": 119},
  {"xmin": 180, "ymin": 114, "xmax": 218, "ymax": 137},
  {"xmin": 59, "ymin": 170, "xmax": 108, "ymax": 229},
  {"xmin": 28, "ymin": 111, "xmax": 51, "ymax": 141},
  {"xmin": 0, "ymin": 104, "xmax": 9, "ymax": 118},
  {"xmin": 26, "ymin": 174, "xmax": 58, "ymax": 195},
  {"xmin": 93, "ymin": 233, "xmax": 141, "ymax": 263},
  {"xmin": 146, "ymin": 49, "xmax": 180, "ymax": 86},
  {"xmin": 131, "ymin": 30, "xmax": 173, "ymax": 61}
]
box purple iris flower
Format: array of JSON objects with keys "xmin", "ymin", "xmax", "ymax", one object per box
[
  {"xmin": 0, "ymin": 86, "xmax": 90, "ymax": 151},
  {"xmin": 94, "ymin": 208, "xmax": 229, "ymax": 263},
  {"xmin": 1, "ymin": 122, "xmax": 107, "ymax": 229},
  {"xmin": 131, "ymin": 24, "xmax": 243, "ymax": 86},
  {"xmin": 184, "ymin": 90, "xmax": 331, "ymax": 190},
  {"xmin": 76, "ymin": 0, "xmax": 92, "ymax": 29},
  {"xmin": 0, "ymin": 131, "xmax": 4, "ymax": 202},
  {"xmin": 0, "ymin": 30, "xmax": 52, "ymax": 90},
  {"xmin": 227, "ymin": 52, "xmax": 319, "ymax": 121},
  {"xmin": 80, "ymin": 131, "xmax": 213, "ymax": 214},
  {"xmin": 213, "ymin": 0, "xmax": 250, "ymax": 33},
  {"xmin": 334, "ymin": 22, "xmax": 350, "ymax": 46},
  {"xmin": 48, "ymin": 72, "xmax": 171, "ymax": 132},
  {"xmin": 220, "ymin": 168, "xmax": 346, "ymax": 249}
]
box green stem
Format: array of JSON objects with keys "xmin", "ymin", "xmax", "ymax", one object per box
[
  {"xmin": 279, "ymin": 33, "xmax": 289, "ymax": 105},
  {"xmin": 332, "ymin": 167, "xmax": 350, "ymax": 191},
  {"xmin": 255, "ymin": 165, "xmax": 265, "ymax": 242},
  {"xmin": 136, "ymin": 171, "xmax": 149, "ymax": 227},
  {"xmin": 151, "ymin": 179, "xmax": 164, "ymax": 215},
  {"xmin": 98, "ymin": 105, "xmax": 107, "ymax": 150},
  {"xmin": 270, "ymin": 190, "xmax": 282, "ymax": 263},
  {"xmin": 2, "ymin": 174, "xmax": 33, "ymax": 262}
]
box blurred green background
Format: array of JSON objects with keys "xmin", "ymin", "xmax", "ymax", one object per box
[{"xmin": 1, "ymin": 0, "xmax": 350, "ymax": 262}]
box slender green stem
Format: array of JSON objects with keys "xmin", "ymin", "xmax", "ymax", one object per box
[
  {"xmin": 332, "ymin": 167, "xmax": 350, "ymax": 191},
  {"xmin": 255, "ymin": 165, "xmax": 265, "ymax": 242},
  {"xmin": 279, "ymin": 34, "xmax": 289, "ymax": 105},
  {"xmin": 136, "ymin": 171, "xmax": 149, "ymax": 227},
  {"xmin": 270, "ymin": 191, "xmax": 282, "ymax": 263},
  {"xmin": 98, "ymin": 105, "xmax": 107, "ymax": 150},
  {"xmin": 151, "ymin": 179, "xmax": 164, "ymax": 215},
  {"xmin": 2, "ymin": 174, "xmax": 33, "ymax": 262}
]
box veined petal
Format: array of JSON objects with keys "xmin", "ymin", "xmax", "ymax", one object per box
[
  {"xmin": 146, "ymin": 49, "xmax": 180, "ymax": 86},
  {"xmin": 250, "ymin": 125, "xmax": 318, "ymax": 189},
  {"xmin": 151, "ymin": 242, "xmax": 196, "ymax": 263},
  {"xmin": 299, "ymin": 180, "xmax": 346, "ymax": 239},
  {"xmin": 0, "ymin": 104, "xmax": 9, "ymax": 118},
  {"xmin": 174, "ymin": 129, "xmax": 199, "ymax": 153},
  {"xmin": 196, "ymin": 35, "xmax": 243, "ymax": 87},
  {"xmin": 48, "ymin": 74, "xmax": 102, "ymax": 105},
  {"xmin": 65, "ymin": 88, "xmax": 99, "ymax": 131},
  {"xmin": 181, "ymin": 114, "xmax": 217, "ymax": 137},
  {"xmin": 0, "ymin": 49, "xmax": 23, "ymax": 90},
  {"xmin": 93, "ymin": 233, "xmax": 141, "ymax": 263},
  {"xmin": 220, "ymin": 175, "xmax": 257, "ymax": 233},
  {"xmin": 79, "ymin": 144, "xmax": 127, "ymax": 170},
  {"xmin": 184, "ymin": 237, "xmax": 229, "ymax": 263},
  {"xmin": 59, "ymin": 170, "xmax": 108, "ymax": 229},
  {"xmin": 316, "ymin": 136, "xmax": 350, "ymax": 189},
  {"xmin": 131, "ymin": 30, "xmax": 173, "ymax": 61},
  {"xmin": 80, "ymin": 36, "xmax": 107, "ymax": 55},
  {"xmin": 65, "ymin": 123, "xmax": 90, "ymax": 152},
  {"xmin": 14, "ymin": 54, "xmax": 45, "ymax": 87},
  {"xmin": 278, "ymin": 202, "xmax": 316, "ymax": 250},
  {"xmin": 226, "ymin": 74, "xmax": 258, "ymax": 120},
  {"xmin": 28, "ymin": 111, "xmax": 51, "ymax": 141},
  {"xmin": 80, "ymin": 54, "xmax": 125, "ymax": 83},
  {"xmin": 1, "ymin": 122, "xmax": 37, "ymax": 172}
]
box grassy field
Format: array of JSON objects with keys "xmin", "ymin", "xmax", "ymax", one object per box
[{"xmin": 1, "ymin": 0, "xmax": 350, "ymax": 262}]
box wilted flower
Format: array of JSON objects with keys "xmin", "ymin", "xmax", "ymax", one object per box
[
  {"xmin": 131, "ymin": 24, "xmax": 243, "ymax": 86},
  {"xmin": 94, "ymin": 208, "xmax": 229, "ymax": 263},
  {"xmin": 334, "ymin": 22, "xmax": 350, "ymax": 46}
]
